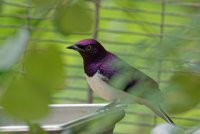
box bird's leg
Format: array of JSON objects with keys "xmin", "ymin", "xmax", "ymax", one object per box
[
  {"xmin": 96, "ymin": 101, "xmax": 117, "ymax": 112},
  {"xmin": 96, "ymin": 100, "xmax": 127, "ymax": 112}
]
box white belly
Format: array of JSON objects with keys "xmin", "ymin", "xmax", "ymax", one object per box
[{"xmin": 86, "ymin": 71, "xmax": 130, "ymax": 102}]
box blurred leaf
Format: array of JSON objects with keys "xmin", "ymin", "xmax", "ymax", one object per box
[
  {"xmin": 112, "ymin": 0, "xmax": 156, "ymax": 34},
  {"xmin": 0, "ymin": 45, "xmax": 64, "ymax": 120},
  {"xmin": 186, "ymin": 16, "xmax": 200, "ymax": 41},
  {"xmin": 28, "ymin": 122, "xmax": 48, "ymax": 134},
  {"xmin": 113, "ymin": 0, "xmax": 150, "ymax": 11},
  {"xmin": 150, "ymin": 29, "xmax": 189, "ymax": 61},
  {"xmin": 24, "ymin": 45, "xmax": 64, "ymax": 93},
  {"xmin": 0, "ymin": 70, "xmax": 13, "ymax": 90},
  {"xmin": 164, "ymin": 72, "xmax": 200, "ymax": 114},
  {"xmin": 54, "ymin": 0, "xmax": 93, "ymax": 34},
  {"xmin": 188, "ymin": 61, "xmax": 200, "ymax": 72},
  {"xmin": 185, "ymin": 5, "xmax": 200, "ymax": 14},
  {"xmin": 31, "ymin": 0, "xmax": 59, "ymax": 7},
  {"xmin": 187, "ymin": 127, "xmax": 200, "ymax": 134},
  {"xmin": 0, "ymin": 0, "xmax": 2, "ymax": 13},
  {"xmin": 31, "ymin": 0, "xmax": 61, "ymax": 17},
  {"xmin": 151, "ymin": 124, "xmax": 184, "ymax": 134},
  {"xmin": 113, "ymin": 0, "xmax": 137, "ymax": 9},
  {"xmin": 1, "ymin": 78, "xmax": 50, "ymax": 120},
  {"xmin": 0, "ymin": 29, "xmax": 29, "ymax": 71},
  {"xmin": 62, "ymin": 107, "xmax": 125, "ymax": 134}
]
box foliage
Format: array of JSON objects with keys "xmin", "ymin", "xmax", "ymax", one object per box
[
  {"xmin": 164, "ymin": 73, "xmax": 200, "ymax": 114},
  {"xmin": 24, "ymin": 46, "xmax": 64, "ymax": 93},
  {"xmin": 31, "ymin": 0, "xmax": 59, "ymax": 8},
  {"xmin": 151, "ymin": 124, "xmax": 185, "ymax": 134},
  {"xmin": 1, "ymin": 78, "xmax": 50, "ymax": 120},
  {"xmin": 28, "ymin": 123, "xmax": 47, "ymax": 134},
  {"xmin": 62, "ymin": 107, "xmax": 125, "ymax": 134},
  {"xmin": 0, "ymin": 0, "xmax": 200, "ymax": 133},
  {"xmin": 0, "ymin": 1, "xmax": 64, "ymax": 132},
  {"xmin": 54, "ymin": 0, "xmax": 94, "ymax": 35},
  {"xmin": 0, "ymin": 0, "xmax": 2, "ymax": 13},
  {"xmin": 0, "ymin": 29, "xmax": 29, "ymax": 71},
  {"xmin": 109, "ymin": 0, "xmax": 200, "ymax": 117},
  {"xmin": 148, "ymin": 15, "xmax": 200, "ymax": 114},
  {"xmin": 1, "ymin": 45, "xmax": 64, "ymax": 120}
]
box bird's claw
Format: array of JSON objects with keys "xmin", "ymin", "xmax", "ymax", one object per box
[{"xmin": 96, "ymin": 103, "xmax": 127, "ymax": 113}]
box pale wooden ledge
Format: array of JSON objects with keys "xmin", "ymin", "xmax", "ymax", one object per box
[{"xmin": 0, "ymin": 104, "xmax": 125, "ymax": 134}]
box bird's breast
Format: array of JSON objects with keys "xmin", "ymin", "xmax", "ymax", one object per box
[{"xmin": 85, "ymin": 71, "xmax": 129, "ymax": 102}]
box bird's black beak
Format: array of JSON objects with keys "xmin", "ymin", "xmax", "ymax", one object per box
[
  {"xmin": 67, "ymin": 45, "xmax": 84, "ymax": 52},
  {"xmin": 67, "ymin": 45, "xmax": 78, "ymax": 50}
]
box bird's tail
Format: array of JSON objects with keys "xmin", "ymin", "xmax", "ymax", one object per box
[
  {"xmin": 150, "ymin": 105, "xmax": 175, "ymax": 125},
  {"xmin": 144, "ymin": 101, "xmax": 175, "ymax": 125},
  {"xmin": 157, "ymin": 108, "xmax": 175, "ymax": 125},
  {"xmin": 134, "ymin": 97, "xmax": 175, "ymax": 125}
]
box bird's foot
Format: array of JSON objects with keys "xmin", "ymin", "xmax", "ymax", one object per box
[{"xmin": 96, "ymin": 102, "xmax": 127, "ymax": 113}]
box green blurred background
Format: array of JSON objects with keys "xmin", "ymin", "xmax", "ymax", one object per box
[{"xmin": 0, "ymin": 0, "xmax": 200, "ymax": 133}]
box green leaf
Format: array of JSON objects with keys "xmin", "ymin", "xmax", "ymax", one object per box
[
  {"xmin": 0, "ymin": 70, "xmax": 13, "ymax": 89},
  {"xmin": 112, "ymin": 0, "xmax": 155, "ymax": 34},
  {"xmin": 30, "ymin": 0, "xmax": 61, "ymax": 16},
  {"xmin": 113, "ymin": 0, "xmax": 137, "ymax": 9},
  {"xmin": 31, "ymin": 0, "xmax": 59, "ymax": 7},
  {"xmin": 151, "ymin": 124, "xmax": 184, "ymax": 134},
  {"xmin": 28, "ymin": 123, "xmax": 48, "ymax": 134},
  {"xmin": 0, "ymin": 0, "xmax": 2, "ymax": 13},
  {"xmin": 24, "ymin": 45, "xmax": 64, "ymax": 93},
  {"xmin": 0, "ymin": 29, "xmax": 29, "ymax": 71},
  {"xmin": 62, "ymin": 107, "xmax": 125, "ymax": 134},
  {"xmin": 164, "ymin": 72, "xmax": 200, "ymax": 114},
  {"xmin": 0, "ymin": 45, "xmax": 64, "ymax": 120},
  {"xmin": 1, "ymin": 78, "xmax": 50, "ymax": 120},
  {"xmin": 54, "ymin": 0, "xmax": 93, "ymax": 34}
]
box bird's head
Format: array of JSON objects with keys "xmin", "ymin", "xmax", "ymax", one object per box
[{"xmin": 67, "ymin": 39, "xmax": 108, "ymax": 62}]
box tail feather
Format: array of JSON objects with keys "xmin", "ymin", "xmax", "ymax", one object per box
[
  {"xmin": 144, "ymin": 102, "xmax": 175, "ymax": 125},
  {"xmin": 135, "ymin": 97, "xmax": 175, "ymax": 125},
  {"xmin": 159, "ymin": 108, "xmax": 175, "ymax": 125}
]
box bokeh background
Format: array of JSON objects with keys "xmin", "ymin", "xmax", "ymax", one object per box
[{"xmin": 0, "ymin": 0, "xmax": 200, "ymax": 133}]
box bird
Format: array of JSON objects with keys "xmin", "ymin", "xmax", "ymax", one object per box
[{"xmin": 67, "ymin": 39, "xmax": 175, "ymax": 125}]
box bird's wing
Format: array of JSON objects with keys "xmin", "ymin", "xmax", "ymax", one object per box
[
  {"xmin": 98, "ymin": 54, "xmax": 175, "ymax": 125},
  {"xmin": 99, "ymin": 54, "xmax": 162, "ymax": 102}
]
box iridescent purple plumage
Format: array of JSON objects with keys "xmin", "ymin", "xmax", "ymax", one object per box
[{"xmin": 77, "ymin": 39, "xmax": 98, "ymax": 46}]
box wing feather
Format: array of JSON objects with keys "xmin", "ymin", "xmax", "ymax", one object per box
[{"xmin": 99, "ymin": 53, "xmax": 162, "ymax": 102}]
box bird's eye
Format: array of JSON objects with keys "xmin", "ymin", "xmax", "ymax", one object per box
[{"xmin": 86, "ymin": 45, "xmax": 92, "ymax": 51}]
